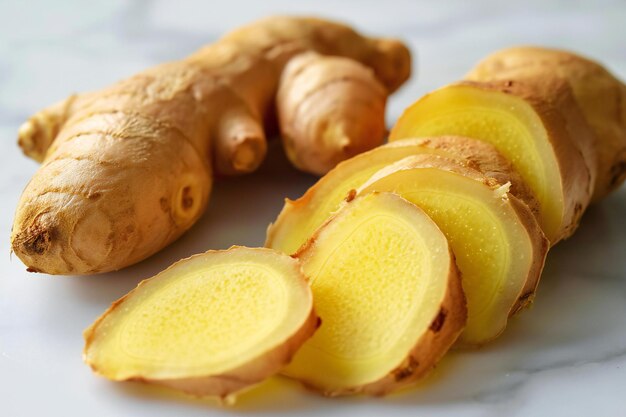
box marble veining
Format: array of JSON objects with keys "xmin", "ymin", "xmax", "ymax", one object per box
[{"xmin": 1, "ymin": 1, "xmax": 625, "ymax": 416}]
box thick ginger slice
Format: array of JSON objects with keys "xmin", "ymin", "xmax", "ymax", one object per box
[
  {"xmin": 11, "ymin": 16, "xmax": 411, "ymax": 275},
  {"xmin": 357, "ymin": 155, "xmax": 548, "ymax": 346},
  {"xmin": 283, "ymin": 192, "xmax": 465, "ymax": 396},
  {"xmin": 389, "ymin": 80, "xmax": 596, "ymax": 244},
  {"xmin": 466, "ymin": 46, "xmax": 626, "ymax": 200},
  {"xmin": 266, "ymin": 136, "xmax": 537, "ymax": 255},
  {"xmin": 83, "ymin": 247, "xmax": 318, "ymax": 399}
]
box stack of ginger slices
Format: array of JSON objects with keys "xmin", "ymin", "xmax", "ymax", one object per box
[{"xmin": 84, "ymin": 47, "xmax": 626, "ymax": 400}]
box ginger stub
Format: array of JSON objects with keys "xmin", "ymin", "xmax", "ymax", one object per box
[
  {"xmin": 83, "ymin": 247, "xmax": 318, "ymax": 399},
  {"xmin": 277, "ymin": 52, "xmax": 388, "ymax": 175},
  {"xmin": 11, "ymin": 16, "xmax": 411, "ymax": 275},
  {"xmin": 284, "ymin": 192, "xmax": 465, "ymax": 396}
]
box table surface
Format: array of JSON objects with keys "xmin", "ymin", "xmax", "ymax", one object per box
[{"xmin": 1, "ymin": 1, "xmax": 625, "ymax": 416}]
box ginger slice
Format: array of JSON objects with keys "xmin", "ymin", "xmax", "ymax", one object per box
[
  {"xmin": 83, "ymin": 246, "xmax": 318, "ymax": 399},
  {"xmin": 389, "ymin": 80, "xmax": 596, "ymax": 244},
  {"xmin": 466, "ymin": 46, "xmax": 626, "ymax": 200},
  {"xmin": 266, "ymin": 136, "xmax": 534, "ymax": 255},
  {"xmin": 357, "ymin": 155, "xmax": 548, "ymax": 346},
  {"xmin": 283, "ymin": 192, "xmax": 466, "ymax": 396}
]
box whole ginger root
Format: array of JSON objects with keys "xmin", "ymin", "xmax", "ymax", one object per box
[{"xmin": 11, "ymin": 16, "xmax": 411, "ymax": 275}]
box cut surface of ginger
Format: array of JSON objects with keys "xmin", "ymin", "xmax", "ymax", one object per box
[
  {"xmin": 284, "ymin": 192, "xmax": 466, "ymax": 396},
  {"xmin": 389, "ymin": 83, "xmax": 580, "ymax": 243},
  {"xmin": 357, "ymin": 155, "xmax": 548, "ymax": 346},
  {"xmin": 83, "ymin": 246, "xmax": 318, "ymax": 398},
  {"xmin": 267, "ymin": 136, "xmax": 527, "ymax": 255}
]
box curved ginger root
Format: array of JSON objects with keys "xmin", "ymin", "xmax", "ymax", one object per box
[{"xmin": 11, "ymin": 16, "xmax": 411, "ymax": 275}]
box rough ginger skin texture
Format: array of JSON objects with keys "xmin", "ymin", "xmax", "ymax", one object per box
[
  {"xmin": 466, "ymin": 46, "xmax": 626, "ymax": 201},
  {"xmin": 11, "ymin": 16, "xmax": 411, "ymax": 275},
  {"xmin": 277, "ymin": 52, "xmax": 388, "ymax": 175}
]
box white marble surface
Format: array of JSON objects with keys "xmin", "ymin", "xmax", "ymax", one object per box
[{"xmin": 1, "ymin": 1, "xmax": 625, "ymax": 416}]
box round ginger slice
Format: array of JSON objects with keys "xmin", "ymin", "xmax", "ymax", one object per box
[
  {"xmin": 83, "ymin": 246, "xmax": 319, "ymax": 399},
  {"xmin": 266, "ymin": 136, "xmax": 536, "ymax": 255},
  {"xmin": 389, "ymin": 80, "xmax": 596, "ymax": 244},
  {"xmin": 357, "ymin": 155, "xmax": 549, "ymax": 346},
  {"xmin": 284, "ymin": 192, "xmax": 466, "ymax": 396}
]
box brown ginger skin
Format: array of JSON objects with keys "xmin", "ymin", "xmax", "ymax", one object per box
[
  {"xmin": 466, "ymin": 46, "xmax": 626, "ymax": 200},
  {"xmin": 277, "ymin": 52, "xmax": 388, "ymax": 175},
  {"xmin": 465, "ymin": 77, "xmax": 598, "ymax": 242},
  {"xmin": 11, "ymin": 16, "xmax": 411, "ymax": 275}
]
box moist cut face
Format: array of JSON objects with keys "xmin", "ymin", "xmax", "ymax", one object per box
[
  {"xmin": 284, "ymin": 192, "xmax": 465, "ymax": 395},
  {"xmin": 266, "ymin": 137, "xmax": 495, "ymax": 255},
  {"xmin": 389, "ymin": 84, "xmax": 564, "ymax": 242},
  {"xmin": 83, "ymin": 247, "xmax": 317, "ymax": 397},
  {"xmin": 357, "ymin": 157, "xmax": 547, "ymax": 346}
]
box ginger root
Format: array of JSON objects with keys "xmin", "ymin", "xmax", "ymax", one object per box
[
  {"xmin": 80, "ymin": 46, "xmax": 625, "ymax": 399},
  {"xmin": 465, "ymin": 46, "xmax": 626, "ymax": 200},
  {"xmin": 11, "ymin": 16, "xmax": 411, "ymax": 275},
  {"xmin": 277, "ymin": 52, "xmax": 388, "ymax": 175},
  {"xmin": 389, "ymin": 79, "xmax": 596, "ymax": 243},
  {"xmin": 83, "ymin": 246, "xmax": 318, "ymax": 399},
  {"xmin": 283, "ymin": 192, "xmax": 465, "ymax": 396}
]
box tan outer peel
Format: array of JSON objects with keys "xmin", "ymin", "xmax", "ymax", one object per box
[
  {"xmin": 357, "ymin": 155, "xmax": 548, "ymax": 346},
  {"xmin": 277, "ymin": 52, "xmax": 388, "ymax": 176},
  {"xmin": 266, "ymin": 135, "xmax": 537, "ymax": 255},
  {"xmin": 389, "ymin": 79, "xmax": 596, "ymax": 244},
  {"xmin": 283, "ymin": 192, "xmax": 466, "ymax": 396},
  {"xmin": 83, "ymin": 246, "xmax": 319, "ymax": 398},
  {"xmin": 12, "ymin": 16, "xmax": 411, "ymax": 275},
  {"xmin": 466, "ymin": 46, "xmax": 626, "ymax": 200}
]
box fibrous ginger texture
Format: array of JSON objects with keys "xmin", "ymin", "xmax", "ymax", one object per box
[
  {"xmin": 266, "ymin": 136, "xmax": 538, "ymax": 255},
  {"xmin": 357, "ymin": 154, "xmax": 548, "ymax": 346},
  {"xmin": 389, "ymin": 79, "xmax": 596, "ymax": 243},
  {"xmin": 83, "ymin": 246, "xmax": 318, "ymax": 398},
  {"xmin": 284, "ymin": 192, "xmax": 466, "ymax": 396},
  {"xmin": 466, "ymin": 46, "xmax": 626, "ymax": 200}
]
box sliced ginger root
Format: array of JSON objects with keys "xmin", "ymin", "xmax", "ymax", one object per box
[
  {"xmin": 12, "ymin": 16, "xmax": 411, "ymax": 275},
  {"xmin": 266, "ymin": 135, "xmax": 538, "ymax": 255},
  {"xmin": 284, "ymin": 192, "xmax": 465, "ymax": 396},
  {"xmin": 83, "ymin": 246, "xmax": 318, "ymax": 399},
  {"xmin": 466, "ymin": 46, "xmax": 626, "ymax": 200},
  {"xmin": 357, "ymin": 154, "xmax": 548, "ymax": 346},
  {"xmin": 277, "ymin": 52, "xmax": 388, "ymax": 175},
  {"xmin": 389, "ymin": 79, "xmax": 596, "ymax": 243}
]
